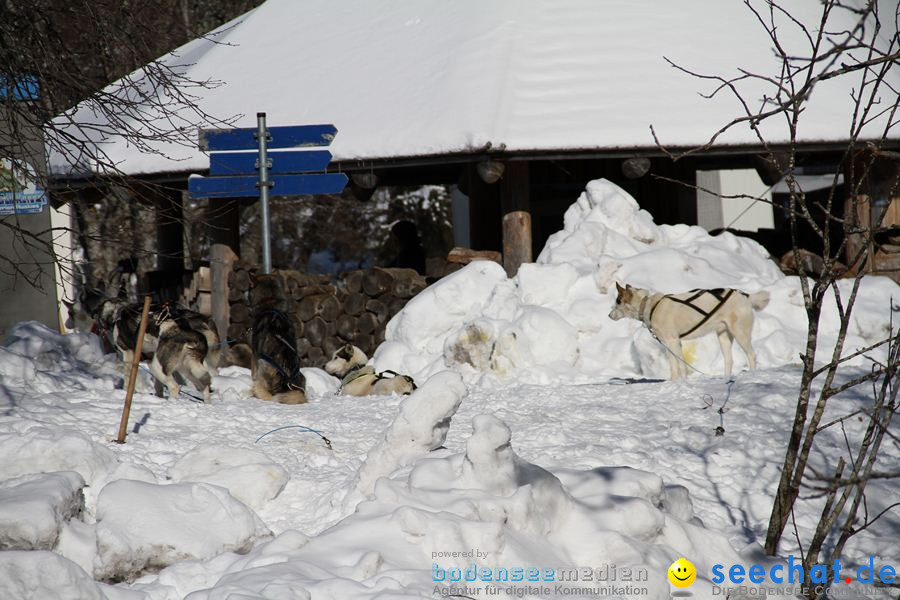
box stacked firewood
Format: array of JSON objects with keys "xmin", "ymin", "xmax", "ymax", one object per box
[{"xmin": 226, "ymin": 264, "xmax": 426, "ymax": 367}]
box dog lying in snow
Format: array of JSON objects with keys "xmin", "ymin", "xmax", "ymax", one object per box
[
  {"xmin": 66, "ymin": 295, "xmax": 220, "ymax": 402},
  {"xmin": 325, "ymin": 344, "xmax": 416, "ymax": 396},
  {"xmin": 250, "ymin": 308, "xmax": 307, "ymax": 404},
  {"xmin": 608, "ymin": 283, "xmax": 769, "ymax": 379}
]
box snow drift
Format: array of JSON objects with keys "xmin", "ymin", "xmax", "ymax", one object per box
[
  {"xmin": 110, "ymin": 412, "xmax": 763, "ymax": 600},
  {"xmin": 375, "ymin": 179, "xmax": 900, "ymax": 383}
]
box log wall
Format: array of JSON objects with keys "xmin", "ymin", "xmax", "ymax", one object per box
[{"xmin": 225, "ymin": 265, "xmax": 426, "ymax": 367}]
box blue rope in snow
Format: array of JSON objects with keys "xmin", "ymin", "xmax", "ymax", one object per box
[{"xmin": 255, "ymin": 425, "xmax": 332, "ymax": 450}]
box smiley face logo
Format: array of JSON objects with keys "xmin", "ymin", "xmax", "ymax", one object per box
[{"xmin": 668, "ymin": 558, "xmax": 696, "ymax": 587}]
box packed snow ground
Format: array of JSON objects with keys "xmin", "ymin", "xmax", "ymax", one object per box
[{"xmin": 1, "ymin": 180, "xmax": 898, "ymax": 599}]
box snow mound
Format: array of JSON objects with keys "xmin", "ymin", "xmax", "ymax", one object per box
[
  {"xmin": 0, "ymin": 551, "xmax": 107, "ymax": 600},
  {"xmin": 300, "ymin": 367, "xmax": 341, "ymax": 396},
  {"xmin": 350, "ymin": 371, "xmax": 467, "ymax": 499},
  {"xmin": 139, "ymin": 414, "xmax": 756, "ymax": 599},
  {"xmin": 168, "ymin": 444, "xmax": 290, "ymax": 510},
  {"xmin": 0, "ymin": 322, "xmax": 119, "ymax": 392},
  {"xmin": 93, "ymin": 480, "xmax": 272, "ymax": 581},
  {"xmin": 375, "ymin": 179, "xmax": 900, "ymax": 383},
  {"xmin": 0, "ymin": 425, "xmax": 118, "ymax": 491},
  {"xmin": 0, "ymin": 471, "xmax": 85, "ymax": 550}
]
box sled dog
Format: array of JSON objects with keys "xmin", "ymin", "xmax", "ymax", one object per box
[
  {"xmin": 325, "ymin": 344, "xmax": 416, "ymax": 396},
  {"xmin": 67, "ymin": 296, "xmax": 221, "ymax": 399},
  {"xmin": 609, "ymin": 283, "xmax": 770, "ymax": 379},
  {"xmin": 250, "ymin": 308, "xmax": 307, "ymax": 404}
]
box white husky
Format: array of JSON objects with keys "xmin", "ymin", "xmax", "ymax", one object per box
[{"xmin": 609, "ymin": 283, "xmax": 770, "ymax": 379}]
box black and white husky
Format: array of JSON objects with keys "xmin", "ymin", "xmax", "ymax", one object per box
[
  {"xmin": 325, "ymin": 344, "xmax": 416, "ymax": 396},
  {"xmin": 609, "ymin": 283, "xmax": 770, "ymax": 379}
]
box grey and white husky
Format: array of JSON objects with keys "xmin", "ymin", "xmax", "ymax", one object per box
[{"xmin": 66, "ymin": 295, "xmax": 220, "ymax": 401}]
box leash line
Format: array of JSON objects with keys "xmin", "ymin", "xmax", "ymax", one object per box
[
  {"xmin": 644, "ymin": 326, "xmax": 715, "ymax": 377},
  {"xmin": 136, "ymin": 363, "xmax": 206, "ymax": 403},
  {"xmin": 255, "ymin": 425, "xmax": 332, "ymax": 450}
]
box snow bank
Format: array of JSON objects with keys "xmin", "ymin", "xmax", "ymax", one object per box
[
  {"xmin": 0, "ymin": 322, "xmax": 119, "ymax": 393},
  {"xmin": 0, "ymin": 425, "xmax": 118, "ymax": 492},
  {"xmin": 167, "ymin": 444, "xmax": 289, "ymax": 510},
  {"xmin": 375, "ymin": 179, "xmax": 900, "ymax": 383},
  {"xmin": 135, "ymin": 413, "xmax": 762, "ymax": 599},
  {"xmin": 93, "ymin": 480, "xmax": 272, "ymax": 581},
  {"xmin": 0, "ymin": 424, "xmax": 155, "ymax": 517},
  {"xmin": 0, "ymin": 471, "xmax": 85, "ymax": 550},
  {"xmin": 350, "ymin": 371, "xmax": 467, "ymax": 499},
  {"xmin": 0, "ymin": 551, "xmax": 108, "ymax": 600}
]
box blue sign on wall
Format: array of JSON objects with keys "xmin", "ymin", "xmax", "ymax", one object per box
[
  {"xmin": 0, "ymin": 158, "xmax": 47, "ymax": 215},
  {"xmin": 0, "ymin": 75, "xmax": 40, "ymax": 101}
]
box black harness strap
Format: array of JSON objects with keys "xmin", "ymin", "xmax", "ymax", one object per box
[
  {"xmin": 679, "ymin": 289, "xmax": 734, "ymax": 336},
  {"xmin": 648, "ymin": 288, "xmax": 737, "ymax": 338},
  {"xmin": 259, "ymin": 352, "xmax": 304, "ymax": 390}
]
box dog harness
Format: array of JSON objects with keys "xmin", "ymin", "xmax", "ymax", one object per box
[
  {"xmin": 340, "ymin": 365, "xmax": 417, "ymax": 390},
  {"xmin": 643, "ymin": 288, "xmax": 739, "ymax": 337},
  {"xmin": 255, "ymin": 309, "xmax": 305, "ymax": 391},
  {"xmin": 341, "ymin": 365, "xmax": 376, "ymax": 386},
  {"xmin": 259, "ymin": 352, "xmax": 305, "ymax": 390}
]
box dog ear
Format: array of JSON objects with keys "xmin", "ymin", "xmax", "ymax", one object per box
[{"xmin": 615, "ymin": 282, "xmax": 625, "ymax": 295}]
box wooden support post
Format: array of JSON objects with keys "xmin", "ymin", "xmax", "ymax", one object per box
[
  {"xmin": 500, "ymin": 161, "xmax": 532, "ymax": 277},
  {"xmin": 210, "ymin": 243, "xmax": 238, "ymax": 346},
  {"xmin": 116, "ymin": 296, "xmax": 151, "ymax": 444},
  {"xmin": 503, "ymin": 211, "xmax": 533, "ymax": 277}
]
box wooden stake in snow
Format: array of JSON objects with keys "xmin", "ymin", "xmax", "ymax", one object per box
[{"xmin": 116, "ymin": 295, "xmax": 152, "ymax": 444}]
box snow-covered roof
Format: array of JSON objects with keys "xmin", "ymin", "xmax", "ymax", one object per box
[{"xmin": 53, "ymin": 0, "xmax": 898, "ymax": 176}]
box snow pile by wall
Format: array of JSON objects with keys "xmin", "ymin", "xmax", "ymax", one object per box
[
  {"xmin": 0, "ymin": 322, "xmax": 120, "ymax": 394},
  {"xmin": 375, "ymin": 179, "xmax": 900, "ymax": 383}
]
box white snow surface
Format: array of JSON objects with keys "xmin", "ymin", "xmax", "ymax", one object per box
[
  {"xmin": 376, "ymin": 179, "xmax": 900, "ymax": 385},
  {"xmin": 0, "ymin": 181, "xmax": 898, "ymax": 598},
  {"xmin": 49, "ymin": 0, "xmax": 898, "ymax": 176},
  {"xmin": 167, "ymin": 445, "xmax": 289, "ymax": 511}
]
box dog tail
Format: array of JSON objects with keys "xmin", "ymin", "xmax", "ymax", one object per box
[
  {"xmin": 749, "ymin": 291, "xmax": 770, "ymax": 310},
  {"xmin": 273, "ymin": 390, "xmax": 307, "ymax": 405}
]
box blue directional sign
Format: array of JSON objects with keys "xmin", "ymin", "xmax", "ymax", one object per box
[
  {"xmin": 189, "ymin": 172, "xmax": 348, "ymax": 199},
  {"xmin": 199, "ymin": 124, "xmax": 337, "ymax": 152},
  {"xmin": 208, "ymin": 150, "xmax": 333, "ymax": 176},
  {"xmin": 190, "ymin": 117, "xmax": 348, "ymax": 274},
  {"xmin": 190, "ymin": 121, "xmax": 347, "ymax": 201}
]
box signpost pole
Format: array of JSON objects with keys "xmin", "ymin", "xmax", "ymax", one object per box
[{"xmin": 256, "ymin": 112, "xmax": 273, "ymax": 274}]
